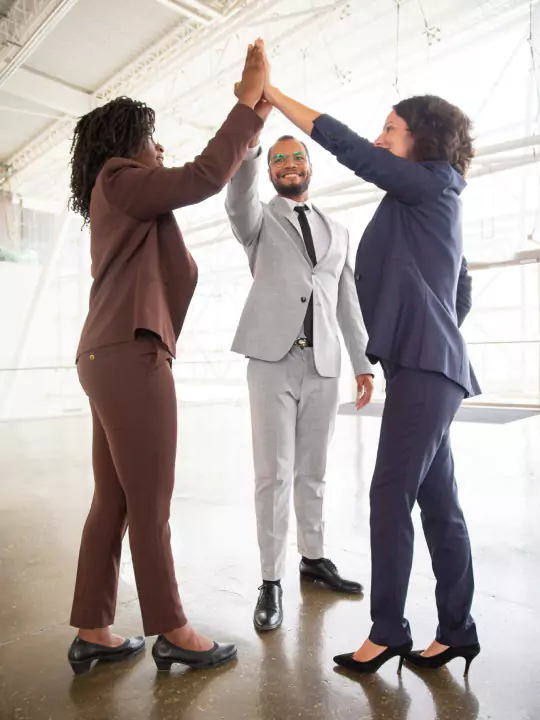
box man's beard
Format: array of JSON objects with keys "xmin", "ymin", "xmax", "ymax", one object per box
[{"xmin": 272, "ymin": 176, "xmax": 310, "ymax": 198}]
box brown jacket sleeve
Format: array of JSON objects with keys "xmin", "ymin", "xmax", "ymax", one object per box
[{"xmin": 100, "ymin": 103, "xmax": 263, "ymax": 221}]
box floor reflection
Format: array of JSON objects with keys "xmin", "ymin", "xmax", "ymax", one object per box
[
  {"xmin": 404, "ymin": 664, "xmax": 479, "ymax": 720},
  {"xmin": 1, "ymin": 406, "xmax": 539, "ymax": 719}
]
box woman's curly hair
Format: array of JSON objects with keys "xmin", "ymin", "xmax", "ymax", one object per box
[
  {"xmin": 393, "ymin": 95, "xmax": 474, "ymax": 176},
  {"xmin": 69, "ymin": 96, "xmax": 155, "ymax": 225}
]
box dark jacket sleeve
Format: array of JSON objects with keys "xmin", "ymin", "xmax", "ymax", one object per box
[
  {"xmin": 101, "ymin": 103, "xmax": 263, "ymax": 221},
  {"xmin": 311, "ymin": 114, "xmax": 460, "ymax": 204},
  {"xmin": 456, "ymin": 256, "xmax": 472, "ymax": 327}
]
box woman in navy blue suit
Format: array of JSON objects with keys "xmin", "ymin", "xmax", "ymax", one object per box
[{"xmin": 253, "ymin": 39, "xmax": 481, "ymax": 676}]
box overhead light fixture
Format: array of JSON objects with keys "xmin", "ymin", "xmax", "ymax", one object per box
[{"xmin": 155, "ymin": 0, "xmax": 221, "ymax": 24}]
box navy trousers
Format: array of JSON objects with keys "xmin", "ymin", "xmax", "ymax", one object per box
[{"xmin": 369, "ymin": 365, "xmax": 478, "ymax": 647}]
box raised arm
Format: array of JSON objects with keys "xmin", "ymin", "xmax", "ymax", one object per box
[
  {"xmin": 258, "ymin": 41, "xmax": 452, "ymax": 204},
  {"xmin": 101, "ymin": 45, "xmax": 266, "ymax": 221},
  {"xmin": 225, "ymin": 144, "xmax": 265, "ymax": 247},
  {"xmin": 101, "ymin": 105, "xmax": 262, "ymax": 220},
  {"xmin": 263, "ymin": 89, "xmax": 452, "ymax": 204},
  {"xmin": 225, "ymin": 98, "xmax": 272, "ymax": 247}
]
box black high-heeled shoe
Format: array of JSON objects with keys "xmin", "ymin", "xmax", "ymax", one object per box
[
  {"xmin": 68, "ymin": 636, "xmax": 145, "ymax": 675},
  {"xmin": 334, "ymin": 642, "xmax": 413, "ymax": 675},
  {"xmin": 152, "ymin": 635, "xmax": 237, "ymax": 671},
  {"xmin": 405, "ymin": 643, "xmax": 481, "ymax": 677}
]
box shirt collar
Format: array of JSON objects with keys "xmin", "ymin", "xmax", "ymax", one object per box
[{"xmin": 279, "ymin": 196, "xmax": 312, "ymax": 212}]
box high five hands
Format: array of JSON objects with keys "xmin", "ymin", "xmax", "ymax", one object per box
[
  {"xmin": 236, "ymin": 39, "xmax": 319, "ymax": 138},
  {"xmin": 236, "ymin": 38, "xmax": 273, "ymax": 122}
]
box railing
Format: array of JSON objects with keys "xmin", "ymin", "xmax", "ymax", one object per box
[
  {"xmin": 2, "ymin": 338, "xmax": 538, "ymax": 422},
  {"xmin": 466, "ymin": 339, "xmax": 540, "ymax": 407},
  {"xmin": 0, "ymin": 359, "xmax": 252, "ymax": 420}
]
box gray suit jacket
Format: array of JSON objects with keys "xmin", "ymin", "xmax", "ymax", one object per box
[{"xmin": 225, "ymin": 147, "xmax": 371, "ymax": 379}]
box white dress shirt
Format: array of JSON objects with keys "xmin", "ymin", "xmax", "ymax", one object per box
[{"xmin": 280, "ymin": 196, "xmax": 330, "ymax": 262}]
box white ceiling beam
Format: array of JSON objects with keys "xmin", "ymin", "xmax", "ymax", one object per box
[
  {"xmin": 155, "ymin": 0, "xmax": 212, "ymax": 25},
  {"xmin": 0, "ymin": 0, "xmax": 81, "ymax": 88},
  {"xmin": 174, "ymin": 0, "xmax": 223, "ymax": 20},
  {"xmin": 475, "ymin": 134, "xmax": 540, "ymax": 157},
  {"xmin": 469, "ymin": 250, "xmax": 540, "ymax": 271},
  {"xmin": 2, "ymin": 67, "xmax": 91, "ymax": 116},
  {"xmin": 0, "ymin": 103, "xmax": 60, "ymax": 118},
  {"xmin": 0, "ymin": 0, "xmax": 49, "ymax": 45}
]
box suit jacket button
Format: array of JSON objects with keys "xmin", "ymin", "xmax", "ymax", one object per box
[
  {"xmin": 355, "ymin": 273, "xmax": 361, "ymax": 281},
  {"xmin": 301, "ymin": 296, "xmax": 307, "ymax": 303}
]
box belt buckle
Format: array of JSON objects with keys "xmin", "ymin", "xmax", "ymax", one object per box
[{"xmin": 296, "ymin": 338, "xmax": 308, "ymax": 349}]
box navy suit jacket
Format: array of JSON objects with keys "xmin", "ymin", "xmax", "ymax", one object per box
[{"xmin": 311, "ymin": 114, "xmax": 481, "ymax": 398}]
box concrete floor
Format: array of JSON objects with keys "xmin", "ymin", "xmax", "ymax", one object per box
[{"xmin": 1, "ymin": 402, "xmax": 539, "ymax": 720}]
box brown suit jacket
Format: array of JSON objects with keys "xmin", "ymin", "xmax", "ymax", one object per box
[{"xmin": 77, "ymin": 103, "xmax": 263, "ymax": 360}]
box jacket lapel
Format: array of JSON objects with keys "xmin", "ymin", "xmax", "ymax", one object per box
[
  {"xmin": 269, "ymin": 196, "xmax": 312, "ymax": 265},
  {"xmin": 311, "ymin": 202, "xmax": 335, "ymax": 265}
]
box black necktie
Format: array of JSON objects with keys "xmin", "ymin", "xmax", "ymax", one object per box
[{"xmin": 294, "ymin": 205, "xmax": 316, "ymax": 345}]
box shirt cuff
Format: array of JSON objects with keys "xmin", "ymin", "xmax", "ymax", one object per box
[{"xmin": 244, "ymin": 144, "xmax": 262, "ymax": 161}]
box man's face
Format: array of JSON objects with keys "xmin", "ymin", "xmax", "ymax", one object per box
[{"xmin": 268, "ymin": 139, "xmax": 312, "ymax": 197}]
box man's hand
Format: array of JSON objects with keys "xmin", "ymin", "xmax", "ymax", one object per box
[
  {"xmin": 249, "ymin": 37, "xmax": 320, "ymax": 135},
  {"xmin": 355, "ymin": 374, "xmax": 374, "ymax": 411},
  {"xmin": 255, "ymin": 38, "xmax": 277, "ymax": 105},
  {"xmin": 236, "ymin": 44, "xmax": 265, "ymax": 109},
  {"xmin": 235, "ymin": 82, "xmax": 273, "ymax": 120}
]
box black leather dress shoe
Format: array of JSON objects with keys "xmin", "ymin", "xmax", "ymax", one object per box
[
  {"xmin": 152, "ymin": 635, "xmax": 237, "ymax": 671},
  {"xmin": 299, "ymin": 558, "xmax": 363, "ymax": 594},
  {"xmin": 253, "ymin": 582, "xmax": 283, "ymax": 631},
  {"xmin": 68, "ymin": 635, "xmax": 145, "ymax": 675}
]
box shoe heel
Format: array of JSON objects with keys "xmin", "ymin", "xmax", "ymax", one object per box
[
  {"xmin": 70, "ymin": 659, "xmax": 93, "ymax": 675},
  {"xmin": 154, "ymin": 657, "xmax": 173, "ymax": 672},
  {"xmin": 397, "ymin": 655, "xmax": 405, "ymax": 675},
  {"xmin": 464, "ymin": 656, "xmax": 475, "ymax": 678}
]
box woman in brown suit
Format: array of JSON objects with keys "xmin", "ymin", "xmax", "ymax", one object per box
[{"xmin": 67, "ymin": 46, "xmax": 266, "ymax": 675}]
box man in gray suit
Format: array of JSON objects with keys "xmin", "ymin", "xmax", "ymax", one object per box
[{"xmin": 225, "ymin": 104, "xmax": 374, "ymax": 632}]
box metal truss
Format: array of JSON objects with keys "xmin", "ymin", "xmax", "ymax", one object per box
[
  {"xmin": 95, "ymin": 21, "xmax": 198, "ymax": 104},
  {"xmin": 93, "ymin": 0, "xmax": 268, "ymax": 105},
  {"xmin": 162, "ymin": 0, "xmax": 353, "ymax": 124},
  {"xmin": 5, "ymin": 0, "xmax": 536, "ymax": 184},
  {"xmin": 0, "ymin": 0, "xmax": 51, "ymax": 45},
  {"xmin": 0, "ymin": 0, "xmax": 81, "ymax": 88},
  {"xmin": 4, "ymin": 0, "xmax": 275, "ymax": 179}
]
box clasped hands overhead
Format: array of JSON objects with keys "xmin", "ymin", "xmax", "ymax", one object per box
[{"xmin": 234, "ymin": 38, "xmax": 276, "ymax": 122}]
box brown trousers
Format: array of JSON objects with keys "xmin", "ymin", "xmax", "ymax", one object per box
[{"xmin": 70, "ymin": 336, "xmax": 187, "ymax": 636}]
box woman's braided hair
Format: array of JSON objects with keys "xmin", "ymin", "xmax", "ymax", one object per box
[{"xmin": 69, "ymin": 96, "xmax": 155, "ymax": 224}]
